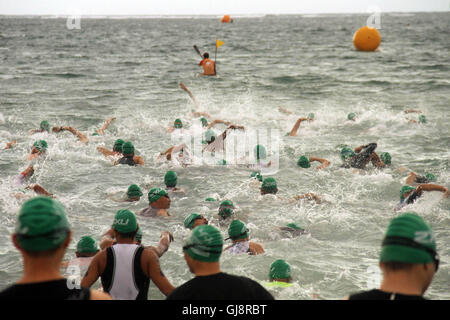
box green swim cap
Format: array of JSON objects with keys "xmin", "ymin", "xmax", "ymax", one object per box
[
  {"xmin": 297, "ymin": 156, "xmax": 311, "ymax": 168},
  {"xmin": 217, "ymin": 159, "xmax": 227, "ymax": 165},
  {"xmin": 219, "ymin": 200, "xmax": 235, "ymax": 219},
  {"xmin": 40, "ymin": 120, "xmax": 50, "ymax": 131},
  {"xmin": 112, "ymin": 209, "xmax": 138, "ymax": 234},
  {"xmin": 204, "ymin": 129, "xmax": 216, "ymax": 143},
  {"xmin": 379, "ymin": 152, "xmax": 392, "ymax": 165},
  {"xmin": 121, "ymin": 141, "xmax": 135, "ymax": 155},
  {"xmin": 33, "ymin": 140, "xmax": 48, "ymax": 152},
  {"xmin": 200, "ymin": 117, "xmax": 208, "ymax": 127},
  {"xmin": 307, "ymin": 113, "xmax": 315, "ymax": 120},
  {"xmin": 227, "ymin": 220, "xmax": 249, "ymax": 240},
  {"xmin": 286, "ymin": 223, "xmax": 303, "ymax": 230},
  {"xmin": 400, "ymin": 185, "xmax": 416, "ymax": 201},
  {"xmin": 380, "ymin": 213, "xmax": 437, "ymax": 264},
  {"xmin": 164, "ymin": 171, "xmax": 178, "ymax": 188},
  {"xmin": 148, "ymin": 188, "xmax": 168, "ymax": 203},
  {"xmin": 261, "ymin": 177, "xmax": 278, "ymax": 194},
  {"xmin": 250, "ymin": 171, "xmax": 263, "ymax": 182},
  {"xmin": 15, "ymin": 197, "xmax": 70, "ymax": 252},
  {"xmin": 127, "ymin": 184, "xmax": 143, "ymax": 198},
  {"xmin": 254, "ymin": 145, "xmax": 267, "ymax": 160},
  {"xmin": 76, "ymin": 236, "xmax": 99, "ymax": 254},
  {"xmin": 269, "ymin": 259, "xmax": 291, "ymax": 280},
  {"xmin": 184, "ymin": 213, "xmax": 201, "ymax": 230},
  {"xmin": 136, "ymin": 227, "xmax": 142, "ymax": 241},
  {"xmin": 113, "ymin": 139, "xmax": 125, "ymax": 152},
  {"xmin": 340, "ymin": 147, "xmax": 355, "ymax": 161},
  {"xmin": 183, "ymin": 225, "xmax": 223, "ymax": 263},
  {"xmin": 174, "ymin": 119, "xmax": 183, "ymax": 129},
  {"xmin": 425, "ymin": 173, "xmax": 436, "ymax": 182},
  {"xmin": 205, "ymin": 197, "xmax": 216, "ymax": 202},
  {"xmin": 347, "ymin": 113, "xmax": 356, "ymax": 121},
  {"xmin": 419, "ymin": 115, "xmax": 427, "ymax": 124}
]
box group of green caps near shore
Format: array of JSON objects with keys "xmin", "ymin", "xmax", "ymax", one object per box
[{"xmin": 14, "ymin": 196, "xmax": 438, "ymax": 281}]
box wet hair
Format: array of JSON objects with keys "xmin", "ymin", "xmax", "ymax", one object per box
[
  {"xmin": 116, "ymin": 230, "xmax": 138, "ymax": 240},
  {"xmin": 203, "ymin": 52, "xmax": 209, "ymax": 59}
]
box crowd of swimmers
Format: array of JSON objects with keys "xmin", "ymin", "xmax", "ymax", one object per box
[{"xmin": 0, "ymin": 88, "xmax": 448, "ymax": 301}]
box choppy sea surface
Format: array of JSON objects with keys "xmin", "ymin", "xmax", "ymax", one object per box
[{"xmin": 0, "ymin": 13, "xmax": 449, "ymax": 300}]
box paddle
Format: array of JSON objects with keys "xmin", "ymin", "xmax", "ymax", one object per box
[
  {"xmin": 179, "ymin": 82, "xmax": 200, "ymax": 108},
  {"xmin": 193, "ymin": 45, "xmax": 203, "ymax": 58}
]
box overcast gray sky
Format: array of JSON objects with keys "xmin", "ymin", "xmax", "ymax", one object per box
[{"xmin": 0, "ymin": 0, "xmax": 449, "ymax": 15}]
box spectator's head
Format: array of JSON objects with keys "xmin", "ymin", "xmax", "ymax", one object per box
[
  {"xmin": 379, "ymin": 213, "xmax": 439, "ymax": 295},
  {"xmin": 13, "ymin": 197, "xmax": 71, "ymax": 261}
]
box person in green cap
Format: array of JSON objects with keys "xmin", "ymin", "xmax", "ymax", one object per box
[
  {"xmin": 250, "ymin": 144, "xmax": 273, "ymax": 169},
  {"xmin": 99, "ymin": 226, "xmax": 173, "ymax": 258},
  {"xmin": 265, "ymin": 259, "xmax": 293, "ymax": 288},
  {"xmin": 29, "ymin": 120, "xmax": 51, "ymax": 134},
  {"xmin": 167, "ymin": 118, "xmax": 184, "ymax": 133},
  {"xmin": 164, "ymin": 170, "xmax": 184, "ymax": 193},
  {"xmin": 114, "ymin": 141, "xmax": 144, "ymax": 166},
  {"xmin": 224, "ymin": 220, "xmax": 264, "ymax": 255},
  {"xmin": 139, "ymin": 188, "xmax": 171, "ymax": 217},
  {"xmin": 347, "ymin": 112, "xmax": 356, "ymax": 121},
  {"xmin": 27, "ymin": 140, "xmax": 48, "ymax": 161},
  {"xmin": 407, "ymin": 114, "xmax": 427, "ymax": 124},
  {"xmin": 341, "ymin": 143, "xmax": 385, "ymax": 170},
  {"xmin": 261, "ymin": 177, "xmax": 323, "ymax": 203},
  {"xmin": 250, "ymin": 171, "xmax": 263, "ymax": 182},
  {"xmin": 218, "ymin": 199, "xmax": 235, "ymax": 221},
  {"xmin": 347, "ymin": 213, "xmax": 440, "ymax": 300},
  {"xmin": 277, "ymin": 223, "xmax": 308, "ymax": 237},
  {"xmin": 406, "ymin": 172, "xmax": 436, "ymax": 185},
  {"xmin": 52, "ymin": 125, "xmax": 88, "ymax": 144},
  {"xmin": 184, "ymin": 213, "xmax": 209, "ymax": 230},
  {"xmin": 126, "ymin": 184, "xmax": 143, "ymax": 201},
  {"xmin": 287, "ymin": 115, "xmax": 314, "ymax": 137},
  {"xmin": 394, "ymin": 183, "xmax": 448, "ymax": 211},
  {"xmin": 166, "ymin": 225, "xmax": 274, "ymax": 300},
  {"xmin": 0, "ymin": 197, "xmax": 111, "ymax": 300},
  {"xmin": 97, "ymin": 138, "xmax": 124, "ymax": 158},
  {"xmin": 297, "ymin": 155, "xmax": 330, "ymax": 170},
  {"xmin": 81, "ymin": 209, "xmax": 175, "ymax": 300},
  {"xmin": 61, "ymin": 236, "xmax": 100, "ymax": 282}
]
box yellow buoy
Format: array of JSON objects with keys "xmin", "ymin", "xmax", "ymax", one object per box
[
  {"xmin": 221, "ymin": 15, "xmax": 232, "ymax": 23},
  {"xmin": 353, "ymin": 26, "xmax": 381, "ymax": 51}
]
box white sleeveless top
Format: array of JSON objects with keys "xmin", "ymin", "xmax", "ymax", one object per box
[{"xmin": 109, "ymin": 244, "xmax": 140, "ymax": 300}]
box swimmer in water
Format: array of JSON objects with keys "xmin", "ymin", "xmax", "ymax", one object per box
[
  {"xmin": 29, "ymin": 120, "xmax": 51, "ymax": 134},
  {"xmin": 139, "ymin": 188, "xmax": 171, "ymax": 217},
  {"xmin": 158, "ymin": 143, "xmax": 193, "ymax": 167},
  {"xmin": 277, "ymin": 223, "xmax": 308, "ymax": 237},
  {"xmin": 347, "ymin": 112, "xmax": 357, "ymax": 121},
  {"xmin": 164, "ymin": 171, "xmax": 185, "ymax": 194},
  {"xmin": 198, "ymin": 52, "xmax": 216, "ymax": 76},
  {"xmin": 92, "ymin": 117, "xmax": 116, "ymax": 136},
  {"xmin": 202, "ymin": 125, "xmax": 245, "ymax": 153},
  {"xmin": 52, "ymin": 125, "xmax": 88, "ymax": 144},
  {"xmin": 407, "ymin": 115, "xmax": 427, "ymax": 124},
  {"xmin": 267, "ymin": 259, "xmax": 293, "ymax": 286},
  {"xmin": 260, "ymin": 177, "xmax": 323, "ymax": 204},
  {"xmin": 406, "ymin": 172, "xmax": 436, "ymax": 185},
  {"xmin": 167, "ymin": 119, "xmax": 184, "ymax": 134},
  {"xmin": 287, "ymin": 113, "xmax": 314, "ymax": 137},
  {"xmin": 341, "ymin": 143, "xmax": 385, "ymax": 170},
  {"xmin": 60, "ymin": 236, "xmax": 99, "ymax": 274},
  {"xmin": 27, "ymin": 140, "xmax": 48, "ymax": 161},
  {"xmin": 113, "ymin": 141, "xmax": 144, "ymax": 166},
  {"xmin": 394, "ymin": 184, "xmax": 449, "ymax": 211},
  {"xmin": 224, "ymin": 220, "xmax": 264, "ymax": 255},
  {"xmin": 218, "ymin": 200, "xmax": 235, "ymax": 221},
  {"xmin": 297, "ymin": 155, "xmax": 330, "ymax": 170},
  {"xmin": 184, "ymin": 213, "xmax": 209, "ymax": 230},
  {"xmin": 97, "ymin": 138, "xmax": 124, "ymax": 158}
]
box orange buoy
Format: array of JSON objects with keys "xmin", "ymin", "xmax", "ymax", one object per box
[
  {"xmin": 221, "ymin": 15, "xmax": 231, "ymax": 23},
  {"xmin": 353, "ymin": 26, "xmax": 381, "ymax": 51}
]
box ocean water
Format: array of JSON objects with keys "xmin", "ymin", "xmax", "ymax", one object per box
[{"xmin": 0, "ymin": 13, "xmax": 449, "ymax": 300}]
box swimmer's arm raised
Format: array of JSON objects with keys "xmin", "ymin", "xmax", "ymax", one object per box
[
  {"xmin": 96, "ymin": 146, "xmax": 116, "ymax": 157},
  {"xmin": 207, "ymin": 119, "xmax": 232, "ymax": 129},
  {"xmin": 146, "ymin": 231, "xmax": 173, "ymax": 258},
  {"xmin": 417, "ymin": 184, "xmax": 448, "ymax": 197},
  {"xmin": 99, "ymin": 228, "xmax": 115, "ymax": 250},
  {"xmin": 288, "ymin": 117, "xmax": 308, "ymax": 136},
  {"xmin": 309, "ymin": 157, "xmax": 330, "ymax": 169},
  {"xmin": 96, "ymin": 117, "xmax": 115, "ymax": 135},
  {"xmin": 26, "ymin": 184, "xmax": 54, "ymax": 197},
  {"xmin": 53, "ymin": 126, "xmax": 88, "ymax": 143}
]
